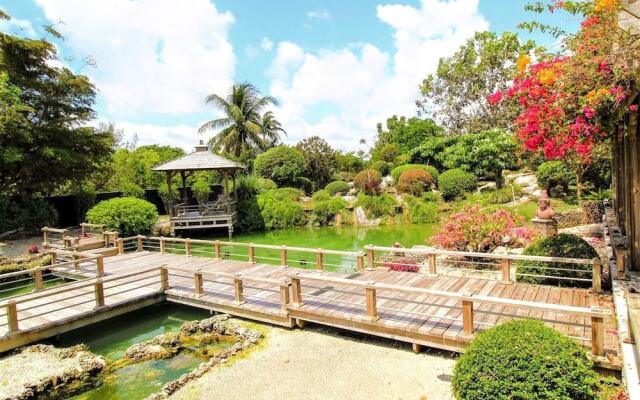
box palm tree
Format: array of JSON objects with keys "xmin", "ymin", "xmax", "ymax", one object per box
[
  {"xmin": 199, "ymin": 83, "xmax": 281, "ymax": 157},
  {"xmin": 260, "ymin": 111, "xmax": 287, "ymax": 149}
]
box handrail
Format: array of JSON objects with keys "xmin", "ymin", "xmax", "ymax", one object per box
[
  {"xmin": 0, "ymin": 256, "xmax": 100, "ymax": 280},
  {"xmin": 166, "ymin": 265, "xmax": 286, "ymax": 286}
]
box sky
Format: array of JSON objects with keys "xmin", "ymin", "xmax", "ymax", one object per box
[{"xmin": 0, "ymin": 0, "xmax": 580, "ymax": 152}]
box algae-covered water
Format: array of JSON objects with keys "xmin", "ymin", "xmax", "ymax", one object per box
[{"xmin": 51, "ymin": 304, "xmax": 224, "ymax": 400}]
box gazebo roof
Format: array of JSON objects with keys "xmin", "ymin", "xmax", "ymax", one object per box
[{"xmin": 152, "ymin": 141, "xmax": 245, "ymax": 172}]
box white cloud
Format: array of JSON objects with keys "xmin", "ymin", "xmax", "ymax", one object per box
[
  {"xmin": 0, "ymin": 17, "xmax": 37, "ymax": 37},
  {"xmin": 269, "ymin": 0, "xmax": 489, "ymax": 150},
  {"xmin": 260, "ymin": 37, "xmax": 274, "ymax": 51},
  {"xmin": 307, "ymin": 9, "xmax": 331, "ymax": 20},
  {"xmin": 34, "ymin": 0, "xmax": 235, "ymax": 117},
  {"xmin": 112, "ymin": 121, "xmax": 204, "ymax": 151}
]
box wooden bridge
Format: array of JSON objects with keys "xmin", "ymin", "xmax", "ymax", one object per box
[{"xmin": 0, "ymin": 235, "xmax": 619, "ymax": 370}]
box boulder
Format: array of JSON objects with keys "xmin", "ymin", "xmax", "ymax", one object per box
[
  {"xmin": 477, "ymin": 182, "xmax": 497, "ymax": 192},
  {"xmin": 514, "ymin": 174, "xmax": 538, "ymax": 187}
]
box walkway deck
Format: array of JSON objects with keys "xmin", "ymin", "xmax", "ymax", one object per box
[{"xmin": 0, "ymin": 250, "xmax": 619, "ymax": 369}]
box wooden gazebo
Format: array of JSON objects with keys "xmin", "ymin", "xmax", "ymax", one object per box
[{"xmin": 152, "ymin": 141, "xmax": 245, "ymax": 238}]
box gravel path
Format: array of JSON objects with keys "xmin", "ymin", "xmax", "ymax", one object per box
[
  {"xmin": 0, "ymin": 235, "xmax": 41, "ymax": 259},
  {"xmin": 170, "ymin": 323, "xmax": 456, "ymax": 400}
]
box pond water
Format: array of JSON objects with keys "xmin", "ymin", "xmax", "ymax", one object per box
[
  {"xmin": 213, "ymin": 223, "xmax": 438, "ymax": 252},
  {"xmin": 0, "ymin": 276, "xmax": 70, "ymax": 299},
  {"xmin": 50, "ymin": 303, "xmax": 219, "ymax": 400}
]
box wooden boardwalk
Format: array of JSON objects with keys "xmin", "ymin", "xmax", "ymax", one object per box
[{"xmin": 0, "ymin": 250, "xmax": 619, "ymax": 369}]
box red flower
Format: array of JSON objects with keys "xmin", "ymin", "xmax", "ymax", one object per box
[
  {"xmin": 487, "ymin": 91, "xmax": 503, "ymax": 105},
  {"xmin": 629, "ymin": 104, "xmax": 638, "ymax": 112}
]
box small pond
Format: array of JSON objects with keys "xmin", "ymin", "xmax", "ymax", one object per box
[{"xmin": 49, "ymin": 303, "xmax": 220, "ymax": 400}]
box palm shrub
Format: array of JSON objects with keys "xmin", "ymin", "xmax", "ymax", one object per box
[
  {"xmin": 397, "ymin": 169, "xmax": 433, "ymax": 196},
  {"xmin": 313, "ymin": 197, "xmax": 347, "ymax": 225},
  {"xmin": 453, "ymin": 320, "xmax": 598, "ymax": 400},
  {"xmin": 391, "ymin": 164, "xmax": 439, "ymax": 184},
  {"xmin": 516, "ymin": 233, "xmax": 598, "ymax": 286},
  {"xmin": 236, "ymin": 175, "xmax": 261, "ymax": 201},
  {"xmin": 86, "ymin": 197, "xmax": 158, "ymax": 236},
  {"xmin": 438, "ymin": 168, "xmax": 477, "ymax": 200},
  {"xmin": 325, "ymin": 180, "xmax": 349, "ymax": 195},
  {"xmin": 354, "ymin": 169, "xmax": 382, "ymax": 195},
  {"xmin": 191, "ymin": 179, "xmax": 211, "ymax": 205},
  {"xmin": 356, "ymin": 194, "xmax": 396, "ymax": 219}
]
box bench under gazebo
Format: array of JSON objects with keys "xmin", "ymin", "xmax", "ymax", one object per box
[{"xmin": 152, "ymin": 141, "xmax": 245, "ymax": 238}]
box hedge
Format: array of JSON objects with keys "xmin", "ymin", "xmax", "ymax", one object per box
[
  {"xmin": 86, "ymin": 197, "xmax": 158, "ymax": 236},
  {"xmin": 438, "ymin": 169, "xmax": 477, "ymax": 200},
  {"xmin": 391, "ymin": 164, "xmax": 439, "ymax": 184}
]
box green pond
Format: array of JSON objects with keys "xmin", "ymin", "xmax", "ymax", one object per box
[
  {"xmin": 0, "ymin": 276, "xmax": 70, "ymax": 299},
  {"xmin": 50, "ymin": 303, "xmax": 220, "ymax": 400}
]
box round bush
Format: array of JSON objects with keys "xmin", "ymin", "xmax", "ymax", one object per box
[
  {"xmin": 438, "ymin": 169, "xmax": 477, "ymax": 201},
  {"xmin": 120, "ymin": 182, "xmax": 145, "ymax": 199},
  {"xmin": 391, "ymin": 164, "xmax": 439, "ymax": 184},
  {"xmin": 354, "ymin": 169, "xmax": 382, "ymax": 195},
  {"xmin": 516, "ymin": 233, "xmax": 598, "ymax": 286},
  {"xmin": 313, "ymin": 197, "xmax": 347, "ymax": 225},
  {"xmin": 311, "ymin": 189, "xmax": 331, "ymax": 202},
  {"xmin": 536, "ymin": 161, "xmax": 575, "ymax": 196},
  {"xmin": 397, "ymin": 169, "xmax": 434, "ymax": 196},
  {"xmin": 86, "ymin": 197, "xmax": 159, "ymax": 236},
  {"xmin": 257, "ymin": 178, "xmax": 277, "ymax": 192},
  {"xmin": 253, "ymin": 146, "xmax": 306, "ymax": 187},
  {"xmin": 453, "ymin": 319, "xmax": 598, "ymax": 400},
  {"xmin": 325, "ymin": 180, "xmax": 349, "ymax": 195},
  {"xmin": 370, "ymin": 160, "xmax": 392, "ymax": 176}
]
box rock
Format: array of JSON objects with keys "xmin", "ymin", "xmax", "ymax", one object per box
[
  {"xmin": 514, "ymin": 174, "xmax": 538, "ymax": 187},
  {"xmin": 477, "ymin": 182, "xmax": 497, "ymax": 192},
  {"xmin": 508, "ymin": 248, "xmax": 525, "ymax": 255},
  {"xmin": 492, "ymin": 246, "xmax": 509, "ymax": 255},
  {"xmin": 348, "ymin": 188, "xmax": 358, "ymax": 196},
  {"xmin": 124, "ymin": 332, "xmax": 182, "ymax": 361}
]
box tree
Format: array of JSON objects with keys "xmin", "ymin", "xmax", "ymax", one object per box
[
  {"xmin": 417, "ymin": 31, "xmax": 538, "ymax": 134},
  {"xmin": 253, "ymin": 146, "xmax": 306, "ymax": 187},
  {"xmin": 336, "ymin": 151, "xmax": 365, "ymax": 173},
  {"xmin": 107, "ymin": 145, "xmax": 185, "ymax": 191},
  {"xmin": 0, "ymin": 29, "xmax": 113, "ymax": 198},
  {"xmin": 199, "ymin": 83, "xmax": 283, "ymax": 158},
  {"xmin": 261, "ymin": 111, "xmax": 287, "ymax": 148},
  {"xmin": 374, "ymin": 116, "xmax": 443, "ymax": 154},
  {"xmin": 296, "ymin": 136, "xmax": 337, "ymax": 189}
]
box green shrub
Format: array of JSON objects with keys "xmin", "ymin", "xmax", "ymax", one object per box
[
  {"xmin": 391, "ymin": 164, "xmax": 439, "ymax": 183},
  {"xmin": 0, "ymin": 197, "xmax": 58, "ymax": 236},
  {"xmin": 191, "ymin": 179, "xmax": 211, "ymax": 204},
  {"xmin": 453, "ymin": 320, "xmax": 598, "ymax": 400},
  {"xmin": 261, "ymin": 188, "xmax": 302, "ymax": 202},
  {"xmin": 311, "ymin": 190, "xmax": 331, "ymax": 202},
  {"xmin": 536, "ymin": 161, "xmax": 575, "ymax": 196},
  {"xmin": 236, "ymin": 175, "xmax": 261, "ymax": 200},
  {"xmin": 356, "ymin": 194, "xmax": 396, "ymax": 219},
  {"xmin": 121, "ymin": 182, "xmax": 145, "ymax": 199},
  {"xmin": 86, "ymin": 197, "xmax": 158, "ymax": 236},
  {"xmin": 408, "ymin": 199, "xmax": 439, "ymax": 224},
  {"xmin": 158, "ymin": 183, "xmax": 180, "ymax": 215},
  {"xmin": 325, "ymin": 180, "xmax": 350, "ymax": 195},
  {"xmin": 516, "ymin": 233, "xmax": 598, "ymax": 286},
  {"xmin": 313, "ymin": 197, "xmax": 348, "ymax": 225},
  {"xmin": 421, "ymin": 191, "xmax": 442, "ymax": 203},
  {"xmin": 481, "ymin": 185, "xmax": 523, "ymax": 205},
  {"xmin": 253, "ymin": 146, "xmax": 306, "ymax": 187},
  {"xmin": 438, "ymin": 169, "xmax": 477, "ymax": 200},
  {"xmin": 370, "ymin": 160, "xmax": 392, "ymax": 176},
  {"xmin": 258, "ymin": 196, "xmax": 305, "ymax": 230},
  {"xmin": 236, "ymin": 198, "xmax": 264, "ymax": 232},
  {"xmin": 257, "ymin": 178, "xmax": 277, "ymax": 192},
  {"xmin": 397, "ymin": 169, "xmax": 433, "ymax": 196},
  {"xmin": 295, "ymin": 176, "xmax": 313, "ymax": 194},
  {"xmin": 354, "ymin": 169, "xmax": 382, "ymax": 195}
]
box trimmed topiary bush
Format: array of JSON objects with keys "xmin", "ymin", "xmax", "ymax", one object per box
[
  {"xmin": 453, "ymin": 319, "xmax": 598, "ymax": 400},
  {"xmin": 356, "ymin": 194, "xmax": 396, "ymax": 219},
  {"xmin": 354, "ymin": 169, "xmax": 382, "ymax": 195},
  {"xmin": 370, "ymin": 160, "xmax": 392, "ymax": 176},
  {"xmin": 313, "ymin": 197, "xmax": 348, "ymax": 225},
  {"xmin": 86, "ymin": 197, "xmax": 158, "ymax": 236},
  {"xmin": 391, "ymin": 164, "xmax": 439, "ymax": 184},
  {"xmin": 325, "ymin": 180, "xmax": 349, "ymax": 195},
  {"xmin": 438, "ymin": 168, "xmax": 477, "ymax": 200},
  {"xmin": 257, "ymin": 177, "xmax": 277, "ymax": 192},
  {"xmin": 397, "ymin": 169, "xmax": 433, "ymax": 196},
  {"xmin": 536, "ymin": 161, "xmax": 575, "ymax": 196},
  {"xmin": 516, "ymin": 233, "xmax": 598, "ymax": 286},
  {"xmin": 311, "ymin": 190, "xmax": 331, "ymax": 202}
]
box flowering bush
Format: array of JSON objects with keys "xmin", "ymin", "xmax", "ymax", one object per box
[
  {"xmin": 397, "ymin": 169, "xmax": 433, "ymax": 196},
  {"xmin": 354, "ymin": 169, "xmax": 382, "ymax": 195},
  {"xmin": 28, "ymin": 244, "xmax": 39, "ymax": 254},
  {"xmin": 383, "ymin": 257, "xmax": 420, "ymax": 273},
  {"xmin": 431, "ymin": 206, "xmax": 524, "ymax": 252}
]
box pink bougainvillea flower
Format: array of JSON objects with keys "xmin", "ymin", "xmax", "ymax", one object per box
[
  {"xmin": 629, "ymin": 104, "xmax": 638, "ymax": 112},
  {"xmin": 487, "ymin": 91, "xmax": 503, "ymax": 105}
]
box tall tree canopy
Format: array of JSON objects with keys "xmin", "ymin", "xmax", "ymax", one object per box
[
  {"xmin": 0, "ymin": 30, "xmax": 113, "ymax": 198},
  {"xmin": 372, "ymin": 116, "xmax": 443, "ymax": 161},
  {"xmin": 417, "ymin": 31, "xmax": 538, "ymax": 134},
  {"xmin": 296, "ymin": 136, "xmax": 338, "ymax": 189},
  {"xmin": 199, "ymin": 83, "xmax": 284, "ymax": 159}
]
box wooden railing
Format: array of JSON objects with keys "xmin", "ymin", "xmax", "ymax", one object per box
[
  {"xmin": 287, "ymin": 271, "xmax": 609, "ymax": 357},
  {"xmin": 366, "ymin": 245, "xmax": 603, "ymax": 292},
  {"xmin": 604, "ymin": 200, "xmax": 628, "ymax": 279},
  {"xmin": 0, "ymin": 250, "xmax": 104, "ymax": 299},
  {"xmin": 0, "ymin": 266, "xmax": 163, "ymax": 334},
  {"xmin": 42, "ymin": 225, "xmax": 118, "ymax": 251}
]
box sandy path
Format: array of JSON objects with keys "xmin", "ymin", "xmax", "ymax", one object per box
[{"xmin": 171, "ymin": 324, "xmax": 456, "ymax": 400}]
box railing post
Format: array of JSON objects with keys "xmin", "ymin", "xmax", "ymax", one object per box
[
  {"xmin": 194, "ymin": 272, "xmax": 203, "ymax": 296},
  {"xmin": 315, "ymin": 249, "xmax": 324, "ymax": 270},
  {"xmin": 96, "ymin": 255, "xmax": 104, "ymax": 277},
  {"xmin": 365, "ymin": 284, "xmax": 378, "ymax": 320},
  {"xmin": 42, "ymin": 229, "xmax": 49, "ymax": 247},
  {"xmin": 117, "ymin": 239, "xmax": 124, "ymax": 254},
  {"xmin": 160, "ymin": 238, "xmax": 165, "ymax": 254},
  {"xmin": 280, "ymin": 246, "xmax": 288, "ymax": 267},
  {"xmin": 501, "ymin": 258, "xmax": 511, "ymax": 283},
  {"xmin": 234, "ymin": 276, "xmax": 244, "ymax": 304},
  {"xmin": 73, "ymin": 254, "xmax": 79, "ymax": 271},
  {"xmin": 94, "ymin": 282, "xmax": 105, "ymax": 308},
  {"xmin": 357, "ymin": 252, "xmax": 365, "ymax": 270},
  {"xmin": 462, "ymin": 294, "xmax": 474, "ymax": 335},
  {"xmin": 428, "ymin": 253, "xmax": 437, "ymax": 275},
  {"xmin": 81, "ymin": 223, "xmax": 86, "ymax": 238},
  {"xmin": 592, "ymin": 260, "xmax": 602, "ymax": 293},
  {"xmin": 136, "ymin": 236, "xmax": 143, "ymax": 252},
  {"xmin": 591, "ymin": 307, "xmax": 605, "ymax": 356},
  {"xmin": 615, "ymin": 247, "xmax": 627, "ymax": 279},
  {"xmin": 291, "ymin": 275, "xmax": 303, "ymax": 306},
  {"xmin": 6, "ymin": 301, "xmax": 18, "ymax": 333},
  {"xmin": 50, "ymin": 251, "xmax": 57, "ymax": 265},
  {"xmin": 160, "ymin": 267, "xmax": 169, "ymax": 290},
  {"xmin": 214, "ymin": 241, "xmax": 221, "ymax": 259},
  {"xmin": 248, "ymin": 244, "xmax": 256, "ymax": 263},
  {"xmin": 280, "ymin": 282, "xmax": 290, "ymax": 311},
  {"xmin": 34, "ymin": 269, "xmax": 44, "ymax": 291},
  {"xmin": 367, "ymin": 245, "xmax": 375, "ymax": 268},
  {"xmin": 185, "ymin": 239, "xmax": 191, "ymax": 257}
]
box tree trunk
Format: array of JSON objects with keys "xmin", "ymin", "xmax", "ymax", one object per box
[{"xmin": 576, "ymin": 166, "xmax": 584, "ymax": 200}]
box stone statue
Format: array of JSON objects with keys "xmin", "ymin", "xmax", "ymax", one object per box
[{"xmin": 535, "ymin": 190, "xmax": 556, "ymax": 220}]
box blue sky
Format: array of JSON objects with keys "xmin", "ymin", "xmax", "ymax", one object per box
[{"xmin": 0, "ymin": 0, "xmax": 578, "ymax": 151}]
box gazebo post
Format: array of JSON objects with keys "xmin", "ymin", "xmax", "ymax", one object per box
[
  {"xmin": 232, "ymin": 170, "xmax": 237, "ymax": 202},
  {"xmin": 180, "ymin": 171, "xmax": 188, "ymax": 205},
  {"xmin": 223, "ymin": 171, "xmax": 231, "ymax": 214},
  {"xmin": 166, "ymin": 171, "xmax": 174, "ymax": 217}
]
